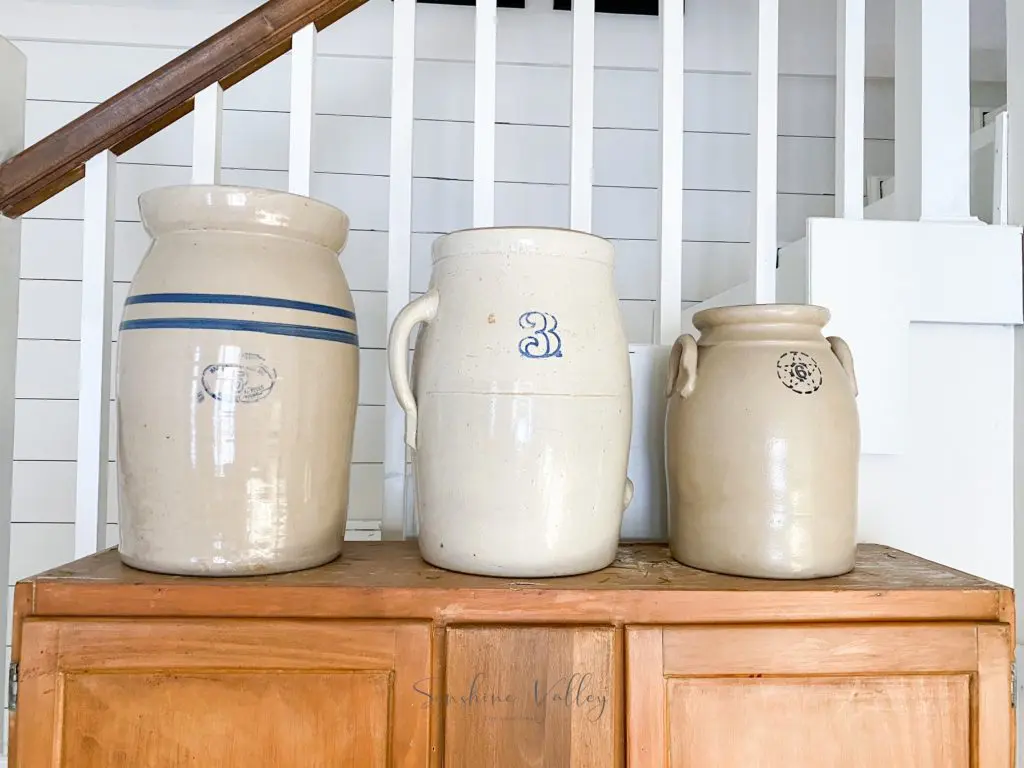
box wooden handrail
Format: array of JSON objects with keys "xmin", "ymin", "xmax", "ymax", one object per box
[{"xmin": 0, "ymin": 0, "xmax": 370, "ymax": 219}]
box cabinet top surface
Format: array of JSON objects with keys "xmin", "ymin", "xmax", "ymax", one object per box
[
  {"xmin": 16, "ymin": 542, "xmax": 1011, "ymax": 625},
  {"xmin": 26, "ymin": 542, "xmax": 1000, "ymax": 591}
]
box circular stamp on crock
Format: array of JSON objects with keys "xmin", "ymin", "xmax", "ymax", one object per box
[
  {"xmin": 776, "ymin": 351, "xmax": 822, "ymax": 394},
  {"xmin": 201, "ymin": 353, "xmax": 277, "ymax": 403}
]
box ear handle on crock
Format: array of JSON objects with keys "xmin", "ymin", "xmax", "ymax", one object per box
[
  {"xmin": 387, "ymin": 289, "xmax": 440, "ymax": 449},
  {"xmin": 665, "ymin": 334, "xmax": 699, "ymax": 399},
  {"xmin": 827, "ymin": 335, "xmax": 858, "ymax": 397}
]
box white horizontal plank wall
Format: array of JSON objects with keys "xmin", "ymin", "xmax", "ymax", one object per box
[
  {"xmin": 74, "ymin": 151, "xmax": 116, "ymax": 559},
  {"xmin": 0, "ymin": 34, "xmax": 26, "ymax": 757}
]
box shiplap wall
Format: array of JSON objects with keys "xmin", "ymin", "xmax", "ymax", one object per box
[{"xmin": 2, "ymin": 0, "xmax": 1009, "ymax": 699}]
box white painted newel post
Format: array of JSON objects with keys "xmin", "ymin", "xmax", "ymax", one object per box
[
  {"xmin": 75, "ymin": 151, "xmax": 117, "ymax": 558},
  {"xmin": 385, "ymin": 0, "xmax": 417, "ymax": 539}
]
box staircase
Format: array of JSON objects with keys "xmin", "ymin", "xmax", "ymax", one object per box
[{"xmin": 3, "ymin": 4, "xmax": 1024, "ymax": 760}]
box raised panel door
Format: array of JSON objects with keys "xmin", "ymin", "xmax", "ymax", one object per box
[
  {"xmin": 12, "ymin": 619, "xmax": 432, "ymax": 767},
  {"xmin": 626, "ymin": 623, "xmax": 1013, "ymax": 767}
]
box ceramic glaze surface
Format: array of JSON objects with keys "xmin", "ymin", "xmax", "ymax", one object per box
[
  {"xmin": 388, "ymin": 227, "xmax": 633, "ymax": 577},
  {"xmin": 665, "ymin": 304, "xmax": 860, "ymax": 579},
  {"xmin": 116, "ymin": 186, "xmax": 359, "ymax": 576}
]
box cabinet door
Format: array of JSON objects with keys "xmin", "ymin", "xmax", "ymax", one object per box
[
  {"xmin": 444, "ymin": 626, "xmax": 620, "ymax": 767},
  {"xmin": 13, "ymin": 619, "xmax": 432, "ymax": 768},
  {"xmin": 626, "ymin": 624, "xmax": 1013, "ymax": 767}
]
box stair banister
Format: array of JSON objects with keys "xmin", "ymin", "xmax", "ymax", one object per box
[{"xmin": 0, "ymin": 0, "xmax": 370, "ymax": 219}]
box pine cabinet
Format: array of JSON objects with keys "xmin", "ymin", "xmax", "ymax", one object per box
[{"xmin": 9, "ymin": 542, "xmax": 1015, "ymax": 766}]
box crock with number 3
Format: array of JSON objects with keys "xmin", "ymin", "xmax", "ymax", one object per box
[
  {"xmin": 388, "ymin": 227, "xmax": 634, "ymax": 577},
  {"xmin": 665, "ymin": 304, "xmax": 860, "ymax": 579}
]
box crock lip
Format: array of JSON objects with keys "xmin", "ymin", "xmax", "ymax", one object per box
[
  {"xmin": 431, "ymin": 226, "xmax": 615, "ymax": 264},
  {"xmin": 693, "ymin": 303, "xmax": 831, "ymax": 331},
  {"xmin": 138, "ymin": 185, "xmax": 351, "ymax": 252}
]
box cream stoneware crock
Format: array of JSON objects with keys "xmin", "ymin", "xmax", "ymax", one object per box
[
  {"xmin": 116, "ymin": 185, "xmax": 359, "ymax": 576},
  {"xmin": 388, "ymin": 227, "xmax": 634, "ymax": 578},
  {"xmin": 665, "ymin": 304, "xmax": 860, "ymax": 579}
]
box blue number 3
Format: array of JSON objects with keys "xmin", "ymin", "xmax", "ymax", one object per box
[{"xmin": 518, "ymin": 311, "xmax": 564, "ymax": 359}]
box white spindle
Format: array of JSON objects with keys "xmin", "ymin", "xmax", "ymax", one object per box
[
  {"xmin": 384, "ymin": 0, "xmax": 417, "ymax": 539},
  {"xmin": 992, "ymin": 112, "xmax": 1009, "ymax": 225},
  {"xmin": 753, "ymin": 0, "xmax": 779, "ymax": 303},
  {"xmin": 569, "ymin": 0, "xmax": 595, "ymax": 232},
  {"xmin": 473, "ymin": 0, "xmax": 497, "ymax": 227},
  {"xmin": 191, "ymin": 83, "xmax": 223, "ymax": 185},
  {"xmin": 835, "ymin": 0, "xmax": 865, "ymax": 219},
  {"xmin": 657, "ymin": 0, "xmax": 685, "ymax": 345},
  {"xmin": 75, "ymin": 151, "xmax": 117, "ymax": 558},
  {"xmin": 289, "ymin": 23, "xmax": 318, "ymax": 196}
]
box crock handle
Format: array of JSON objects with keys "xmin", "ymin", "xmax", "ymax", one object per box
[
  {"xmin": 827, "ymin": 335, "xmax": 858, "ymax": 397},
  {"xmin": 666, "ymin": 334, "xmax": 699, "ymax": 399},
  {"xmin": 623, "ymin": 478, "xmax": 635, "ymax": 512},
  {"xmin": 387, "ymin": 289, "xmax": 440, "ymax": 449}
]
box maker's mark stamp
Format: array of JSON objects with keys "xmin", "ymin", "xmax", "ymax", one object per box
[{"xmin": 199, "ymin": 352, "xmax": 277, "ymax": 404}]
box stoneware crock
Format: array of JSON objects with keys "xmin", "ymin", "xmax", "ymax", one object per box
[
  {"xmin": 388, "ymin": 227, "xmax": 634, "ymax": 577},
  {"xmin": 665, "ymin": 304, "xmax": 860, "ymax": 579},
  {"xmin": 116, "ymin": 185, "xmax": 359, "ymax": 576}
]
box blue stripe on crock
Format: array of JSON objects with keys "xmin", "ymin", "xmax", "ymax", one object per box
[
  {"xmin": 119, "ymin": 318, "xmax": 359, "ymax": 346},
  {"xmin": 125, "ymin": 292, "xmax": 357, "ymax": 321}
]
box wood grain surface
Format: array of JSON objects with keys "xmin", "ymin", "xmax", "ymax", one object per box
[{"xmin": 0, "ymin": 0, "xmax": 370, "ymax": 218}]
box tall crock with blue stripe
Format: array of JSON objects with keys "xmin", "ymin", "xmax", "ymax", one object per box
[
  {"xmin": 388, "ymin": 227, "xmax": 634, "ymax": 578},
  {"xmin": 116, "ymin": 186, "xmax": 359, "ymax": 576}
]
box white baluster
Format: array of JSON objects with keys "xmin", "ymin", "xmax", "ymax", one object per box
[
  {"xmin": 192, "ymin": 83, "xmax": 223, "ymax": 185},
  {"xmin": 474, "ymin": 0, "xmax": 497, "ymax": 227},
  {"xmin": 75, "ymin": 151, "xmax": 117, "ymax": 558},
  {"xmin": 993, "ymin": 112, "xmax": 1009, "ymax": 226},
  {"xmin": 753, "ymin": 0, "xmax": 779, "ymax": 303},
  {"xmin": 657, "ymin": 0, "xmax": 684, "ymax": 345},
  {"xmin": 384, "ymin": 0, "xmax": 417, "ymax": 540},
  {"xmin": 835, "ymin": 0, "xmax": 865, "ymax": 220},
  {"xmin": 569, "ymin": 0, "xmax": 595, "ymax": 233},
  {"xmin": 289, "ymin": 24, "xmax": 318, "ymax": 196}
]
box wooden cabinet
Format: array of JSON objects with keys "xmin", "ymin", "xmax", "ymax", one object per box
[{"xmin": 8, "ymin": 542, "xmax": 1015, "ymax": 766}]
